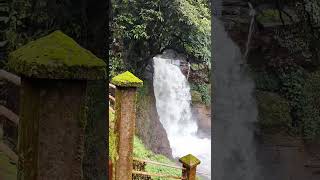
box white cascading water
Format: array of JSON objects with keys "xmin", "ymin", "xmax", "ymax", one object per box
[
  {"xmin": 153, "ymin": 57, "xmax": 211, "ymax": 179},
  {"xmin": 212, "ymin": 15, "xmax": 262, "ymax": 180}
]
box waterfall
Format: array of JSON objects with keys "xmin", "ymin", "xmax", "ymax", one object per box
[
  {"xmin": 153, "ymin": 57, "xmax": 211, "ymax": 179},
  {"xmin": 244, "ymin": 2, "xmax": 256, "ymax": 59},
  {"xmin": 212, "ymin": 14, "xmax": 262, "ymax": 180}
]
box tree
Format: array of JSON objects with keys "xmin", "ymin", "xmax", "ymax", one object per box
[
  {"xmin": 6, "ymin": 0, "xmax": 109, "ymax": 60},
  {"xmin": 110, "ymin": 0, "xmax": 211, "ymax": 77}
]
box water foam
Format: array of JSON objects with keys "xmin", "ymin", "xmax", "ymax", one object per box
[{"xmin": 153, "ymin": 57, "xmax": 211, "ymax": 179}]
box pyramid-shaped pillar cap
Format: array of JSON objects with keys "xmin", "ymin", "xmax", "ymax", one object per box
[
  {"xmin": 7, "ymin": 30, "xmax": 106, "ymax": 80},
  {"xmin": 111, "ymin": 71, "xmax": 143, "ymax": 88},
  {"xmin": 179, "ymin": 154, "xmax": 201, "ymax": 168}
]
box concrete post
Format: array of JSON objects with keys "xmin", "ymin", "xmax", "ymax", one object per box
[
  {"xmin": 7, "ymin": 30, "xmax": 107, "ymax": 180},
  {"xmin": 179, "ymin": 154, "xmax": 201, "ymax": 180},
  {"xmin": 111, "ymin": 71, "xmax": 143, "ymax": 180}
]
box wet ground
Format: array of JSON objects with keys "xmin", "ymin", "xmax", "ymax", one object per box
[{"xmin": 257, "ymin": 131, "xmax": 320, "ymax": 180}]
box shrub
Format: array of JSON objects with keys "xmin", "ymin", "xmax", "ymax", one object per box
[
  {"xmin": 256, "ymin": 91, "xmax": 292, "ymax": 129},
  {"xmin": 300, "ymin": 71, "xmax": 320, "ymax": 140},
  {"xmin": 190, "ymin": 83, "xmax": 211, "ymax": 105}
]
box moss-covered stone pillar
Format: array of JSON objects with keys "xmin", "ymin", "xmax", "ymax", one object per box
[
  {"xmin": 179, "ymin": 154, "xmax": 201, "ymax": 180},
  {"xmin": 7, "ymin": 30, "xmax": 107, "ymax": 180},
  {"xmin": 111, "ymin": 71, "xmax": 143, "ymax": 180}
]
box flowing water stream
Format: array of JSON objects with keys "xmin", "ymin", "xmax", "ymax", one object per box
[
  {"xmin": 212, "ymin": 14, "xmax": 262, "ymax": 180},
  {"xmin": 153, "ymin": 57, "xmax": 211, "ymax": 179},
  {"xmin": 244, "ymin": 2, "xmax": 256, "ymax": 59}
]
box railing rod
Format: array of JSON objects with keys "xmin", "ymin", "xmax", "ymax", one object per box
[
  {"xmin": 108, "ymin": 160, "xmax": 113, "ymax": 180},
  {"xmin": 0, "ymin": 142, "xmax": 18, "ymax": 163},
  {"xmin": 109, "ymin": 95, "xmax": 115, "ymax": 102},
  {"xmin": 132, "ymin": 170, "xmax": 185, "ymax": 179},
  {"xmin": 133, "ymin": 157, "xmax": 186, "ymax": 170},
  {"xmin": 0, "ymin": 105, "xmax": 19, "ymax": 125},
  {"xmin": 196, "ymin": 171, "xmax": 210, "ymax": 176},
  {"xmin": 109, "ymin": 107, "xmax": 115, "ymax": 113},
  {"xmin": 109, "ymin": 83, "xmax": 116, "ymax": 89},
  {"xmin": 0, "ymin": 69, "xmax": 21, "ymax": 86}
]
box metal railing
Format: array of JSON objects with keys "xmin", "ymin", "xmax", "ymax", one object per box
[
  {"xmin": 0, "ymin": 69, "xmax": 20, "ymax": 126},
  {"xmin": 132, "ymin": 157, "xmax": 186, "ymax": 179},
  {"xmin": 109, "ymin": 83, "xmax": 116, "ymax": 113},
  {"xmin": 0, "ymin": 69, "xmax": 20, "ymax": 163},
  {"xmin": 0, "ymin": 69, "xmax": 21, "ymax": 86}
]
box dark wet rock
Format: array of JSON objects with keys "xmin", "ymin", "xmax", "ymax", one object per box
[
  {"xmin": 192, "ymin": 103, "xmax": 211, "ymax": 136},
  {"xmin": 136, "ymin": 80, "xmax": 173, "ymax": 158}
]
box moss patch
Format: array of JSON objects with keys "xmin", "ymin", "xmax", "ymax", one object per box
[
  {"xmin": 7, "ymin": 30, "xmax": 106, "ymax": 80},
  {"xmin": 190, "ymin": 83, "xmax": 211, "ymax": 105},
  {"xmin": 111, "ymin": 71, "xmax": 143, "ymax": 87},
  {"xmin": 191, "ymin": 90, "xmax": 202, "ymax": 103},
  {"xmin": 179, "ymin": 154, "xmax": 201, "ymax": 168},
  {"xmin": 256, "ymin": 91, "xmax": 292, "ymax": 129},
  {"xmin": 256, "ymin": 9, "xmax": 291, "ymax": 24}
]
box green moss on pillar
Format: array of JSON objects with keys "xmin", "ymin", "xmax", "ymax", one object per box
[
  {"xmin": 179, "ymin": 154, "xmax": 201, "ymax": 168},
  {"xmin": 7, "ymin": 30, "xmax": 106, "ymax": 80},
  {"xmin": 111, "ymin": 71, "xmax": 143, "ymax": 87}
]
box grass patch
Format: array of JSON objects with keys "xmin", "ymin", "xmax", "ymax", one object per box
[{"xmin": 133, "ymin": 137, "xmax": 181, "ymax": 180}]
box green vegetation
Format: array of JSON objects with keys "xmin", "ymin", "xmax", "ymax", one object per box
[
  {"xmin": 256, "ymin": 9, "xmax": 291, "ymax": 24},
  {"xmin": 110, "ymin": 0, "xmax": 211, "ymax": 78},
  {"xmin": 254, "ymin": 71, "xmax": 281, "ymax": 92},
  {"xmin": 4, "ymin": 0, "xmax": 108, "ymax": 65},
  {"xmin": 191, "ymin": 90, "xmax": 203, "ymax": 103},
  {"xmin": 190, "ymin": 83, "xmax": 211, "ymax": 105},
  {"xmin": 7, "ymin": 31, "xmax": 106, "ymax": 79},
  {"xmin": 300, "ymin": 70, "xmax": 320, "ymax": 140},
  {"xmin": 256, "ymin": 91, "xmax": 292, "ymax": 129},
  {"xmin": 133, "ymin": 137, "xmax": 181, "ymax": 180},
  {"xmin": 250, "ymin": 0, "xmax": 320, "ymax": 141}
]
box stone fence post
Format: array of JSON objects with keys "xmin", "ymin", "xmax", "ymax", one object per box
[
  {"xmin": 179, "ymin": 154, "xmax": 201, "ymax": 180},
  {"xmin": 7, "ymin": 30, "xmax": 107, "ymax": 180},
  {"xmin": 111, "ymin": 71, "xmax": 143, "ymax": 180}
]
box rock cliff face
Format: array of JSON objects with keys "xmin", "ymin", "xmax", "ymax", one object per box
[
  {"xmin": 135, "ymin": 78, "xmax": 173, "ymax": 158},
  {"xmin": 192, "ymin": 103, "xmax": 211, "ymax": 136}
]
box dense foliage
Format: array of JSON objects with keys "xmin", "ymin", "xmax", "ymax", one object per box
[
  {"xmin": 252, "ymin": 0, "xmax": 320, "ymax": 140},
  {"xmin": 191, "ymin": 83, "xmax": 211, "ymax": 105},
  {"xmin": 5, "ymin": 0, "xmax": 108, "ymax": 61},
  {"xmin": 110, "ymin": 0, "xmax": 211, "ymax": 78}
]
